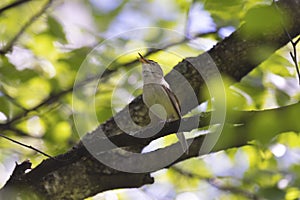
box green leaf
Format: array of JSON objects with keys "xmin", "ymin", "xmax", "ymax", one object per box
[
  {"xmin": 203, "ymin": 0, "xmax": 245, "ymax": 27},
  {"xmin": 275, "ymin": 88, "xmax": 290, "ymax": 106},
  {"xmin": 0, "ymin": 97, "xmax": 10, "ymax": 118},
  {"xmin": 258, "ymin": 187, "xmax": 285, "ymax": 200},
  {"xmin": 58, "ymin": 47, "xmax": 92, "ymax": 71},
  {"xmin": 0, "ymin": 57, "xmax": 38, "ymax": 83},
  {"xmin": 243, "ymin": 6, "xmax": 283, "ymax": 37},
  {"xmin": 46, "ymin": 16, "xmax": 67, "ymax": 42}
]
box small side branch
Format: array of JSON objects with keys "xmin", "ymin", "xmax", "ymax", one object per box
[
  {"xmin": 273, "ymin": 0, "xmax": 300, "ymax": 84},
  {"xmin": 0, "ymin": 133, "xmax": 54, "ymax": 159},
  {"xmin": 0, "ymin": 0, "xmax": 32, "ymax": 14},
  {"xmin": 0, "ymin": 0, "xmax": 53, "ymax": 55},
  {"xmin": 289, "ymin": 37, "xmax": 300, "ymax": 84},
  {"xmin": 171, "ymin": 167, "xmax": 260, "ymax": 200}
]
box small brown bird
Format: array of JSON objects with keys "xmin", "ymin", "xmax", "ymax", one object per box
[{"xmin": 139, "ymin": 53, "xmax": 188, "ymax": 153}]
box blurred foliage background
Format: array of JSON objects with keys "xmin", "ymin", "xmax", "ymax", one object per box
[{"xmin": 0, "ymin": 0, "xmax": 300, "ymax": 199}]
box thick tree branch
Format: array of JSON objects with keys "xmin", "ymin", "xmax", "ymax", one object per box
[{"xmin": 1, "ymin": 102, "xmax": 299, "ymax": 199}]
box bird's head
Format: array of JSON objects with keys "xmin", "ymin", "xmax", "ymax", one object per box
[{"xmin": 138, "ymin": 53, "xmax": 163, "ymax": 78}]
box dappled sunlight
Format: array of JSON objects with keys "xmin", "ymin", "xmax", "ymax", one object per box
[{"xmin": 0, "ymin": 0, "xmax": 299, "ymax": 199}]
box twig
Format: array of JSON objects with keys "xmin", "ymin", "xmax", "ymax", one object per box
[
  {"xmin": 2, "ymin": 88, "xmax": 71, "ymax": 127},
  {"xmin": 0, "ymin": 89, "xmax": 28, "ymax": 112},
  {"xmin": 289, "ymin": 38, "xmax": 300, "ymax": 84},
  {"xmin": 273, "ymin": 0, "xmax": 300, "ymax": 84},
  {"xmin": 141, "ymin": 30, "xmax": 218, "ymax": 60},
  {"xmin": 0, "ymin": 0, "xmax": 53, "ymax": 55},
  {"xmin": 294, "ymin": 37, "xmax": 300, "ymax": 46},
  {"xmin": 171, "ymin": 166, "xmax": 260, "ymax": 200},
  {"xmin": 0, "ymin": 133, "xmax": 54, "ymax": 159},
  {"xmin": 0, "ymin": 0, "xmax": 32, "ymax": 14}
]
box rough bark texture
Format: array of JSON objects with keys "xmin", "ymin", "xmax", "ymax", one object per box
[{"xmin": 1, "ymin": 0, "xmax": 300, "ymax": 199}]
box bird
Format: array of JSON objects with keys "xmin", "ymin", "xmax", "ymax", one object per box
[{"xmin": 138, "ymin": 53, "xmax": 188, "ymax": 153}]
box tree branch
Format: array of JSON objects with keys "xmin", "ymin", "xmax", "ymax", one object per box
[
  {"xmin": 1, "ymin": 101, "xmax": 299, "ymax": 199},
  {"xmin": 0, "ymin": 0, "xmax": 53, "ymax": 55},
  {"xmin": 171, "ymin": 167, "xmax": 260, "ymax": 200},
  {"xmin": 273, "ymin": 0, "xmax": 300, "ymax": 84},
  {"xmin": 0, "ymin": 0, "xmax": 32, "ymax": 14},
  {"xmin": 0, "ymin": 134, "xmax": 54, "ymax": 159}
]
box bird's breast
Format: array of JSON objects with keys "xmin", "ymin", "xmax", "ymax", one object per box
[{"xmin": 142, "ymin": 83, "xmax": 180, "ymax": 120}]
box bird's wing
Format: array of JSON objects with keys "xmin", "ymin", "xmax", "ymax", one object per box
[
  {"xmin": 162, "ymin": 85, "xmax": 188, "ymax": 153},
  {"xmin": 162, "ymin": 84, "xmax": 181, "ymax": 119}
]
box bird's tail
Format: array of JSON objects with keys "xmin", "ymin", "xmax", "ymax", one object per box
[{"xmin": 176, "ymin": 132, "xmax": 189, "ymax": 154}]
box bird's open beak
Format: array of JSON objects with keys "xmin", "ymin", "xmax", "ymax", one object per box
[{"xmin": 138, "ymin": 53, "xmax": 149, "ymax": 64}]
